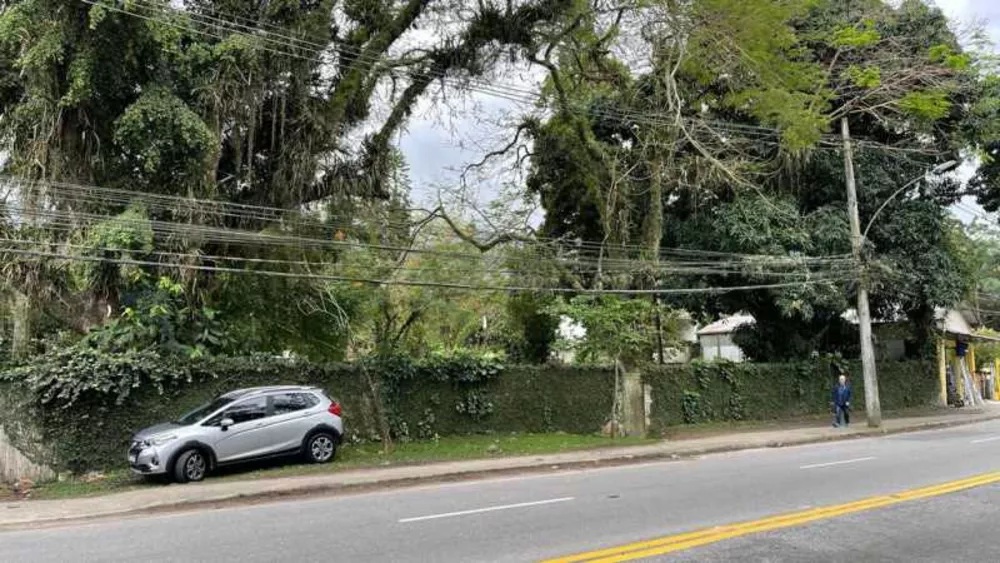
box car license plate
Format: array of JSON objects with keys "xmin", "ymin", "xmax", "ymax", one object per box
[{"xmin": 128, "ymin": 454, "xmax": 137, "ymax": 464}]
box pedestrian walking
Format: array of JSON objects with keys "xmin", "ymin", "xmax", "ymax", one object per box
[{"xmin": 832, "ymin": 373, "xmax": 852, "ymax": 428}]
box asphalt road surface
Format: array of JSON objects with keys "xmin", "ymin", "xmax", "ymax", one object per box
[
  {"xmin": 5, "ymin": 419, "xmax": 1000, "ymax": 562},
  {"xmin": 663, "ymin": 483, "xmax": 1000, "ymax": 562}
]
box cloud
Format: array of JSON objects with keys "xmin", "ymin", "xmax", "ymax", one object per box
[
  {"xmin": 933, "ymin": 1, "xmax": 999, "ymax": 224},
  {"xmin": 934, "ymin": 0, "xmax": 1000, "ymax": 47}
]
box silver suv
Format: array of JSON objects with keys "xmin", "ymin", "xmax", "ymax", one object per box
[{"xmin": 128, "ymin": 386, "xmax": 343, "ymax": 483}]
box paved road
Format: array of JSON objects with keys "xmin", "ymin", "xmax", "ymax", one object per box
[
  {"xmin": 4, "ymin": 420, "xmax": 1000, "ymax": 562},
  {"xmin": 664, "ymin": 483, "xmax": 1000, "ymax": 562}
]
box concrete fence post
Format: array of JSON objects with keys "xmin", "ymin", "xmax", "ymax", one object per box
[
  {"xmin": 0, "ymin": 425, "xmax": 55, "ymax": 485},
  {"xmin": 622, "ymin": 371, "xmax": 646, "ymax": 437}
]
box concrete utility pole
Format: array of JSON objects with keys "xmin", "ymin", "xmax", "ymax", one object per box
[{"xmin": 841, "ymin": 117, "xmax": 881, "ymax": 428}]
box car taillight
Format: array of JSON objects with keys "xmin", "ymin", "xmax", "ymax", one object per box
[{"xmin": 328, "ymin": 402, "xmax": 342, "ymax": 417}]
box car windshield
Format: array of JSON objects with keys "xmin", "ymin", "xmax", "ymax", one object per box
[{"xmin": 175, "ymin": 397, "xmax": 234, "ymax": 425}]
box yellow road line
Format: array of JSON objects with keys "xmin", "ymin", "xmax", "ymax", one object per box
[{"xmin": 542, "ymin": 471, "xmax": 1000, "ymax": 563}]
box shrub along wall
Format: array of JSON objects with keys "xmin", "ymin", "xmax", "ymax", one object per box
[
  {"xmin": 644, "ymin": 359, "xmax": 938, "ymax": 434},
  {"xmin": 0, "ymin": 351, "xmax": 614, "ymax": 473}
]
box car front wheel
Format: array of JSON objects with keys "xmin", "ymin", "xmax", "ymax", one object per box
[
  {"xmin": 173, "ymin": 449, "xmax": 208, "ymax": 483},
  {"xmin": 306, "ymin": 432, "xmax": 337, "ymax": 464}
]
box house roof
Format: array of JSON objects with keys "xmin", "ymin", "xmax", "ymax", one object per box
[
  {"xmin": 697, "ymin": 314, "xmax": 755, "ymax": 336},
  {"xmin": 841, "ymin": 306, "xmax": 985, "ymax": 338},
  {"xmin": 937, "ymin": 308, "xmax": 973, "ymax": 337},
  {"xmin": 696, "ymin": 307, "xmax": 988, "ymax": 340}
]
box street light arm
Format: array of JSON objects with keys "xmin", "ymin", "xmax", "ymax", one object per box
[
  {"xmin": 860, "ymin": 160, "xmax": 959, "ymax": 243},
  {"xmin": 860, "ymin": 176, "xmax": 925, "ymax": 243}
]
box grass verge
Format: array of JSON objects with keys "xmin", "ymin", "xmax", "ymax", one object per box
[{"xmin": 6, "ymin": 433, "xmax": 655, "ymax": 501}]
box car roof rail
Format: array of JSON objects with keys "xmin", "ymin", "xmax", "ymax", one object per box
[{"xmin": 225, "ymin": 385, "xmax": 314, "ymax": 399}]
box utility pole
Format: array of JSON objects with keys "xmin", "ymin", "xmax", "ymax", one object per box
[{"xmin": 841, "ymin": 117, "xmax": 881, "ymax": 428}]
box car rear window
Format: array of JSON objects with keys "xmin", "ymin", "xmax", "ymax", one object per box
[{"xmin": 272, "ymin": 392, "xmax": 320, "ymax": 415}]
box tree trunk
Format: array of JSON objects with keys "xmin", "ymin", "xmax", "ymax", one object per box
[
  {"xmin": 907, "ymin": 304, "xmax": 936, "ymax": 359},
  {"xmin": 359, "ymin": 360, "xmax": 393, "ymax": 451},
  {"xmin": 11, "ymin": 291, "xmax": 34, "ymax": 361},
  {"xmin": 640, "ymin": 159, "xmax": 664, "ymax": 262}
]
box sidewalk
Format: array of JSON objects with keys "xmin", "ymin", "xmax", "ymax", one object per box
[{"xmin": 3, "ymin": 406, "xmax": 1000, "ymax": 529}]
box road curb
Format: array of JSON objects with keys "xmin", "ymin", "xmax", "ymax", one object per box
[{"xmin": 4, "ymin": 412, "xmax": 1000, "ymax": 530}]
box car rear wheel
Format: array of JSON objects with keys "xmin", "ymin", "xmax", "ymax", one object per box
[
  {"xmin": 173, "ymin": 449, "xmax": 208, "ymax": 483},
  {"xmin": 306, "ymin": 432, "xmax": 337, "ymax": 464}
]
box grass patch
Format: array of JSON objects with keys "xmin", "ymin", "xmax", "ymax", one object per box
[{"xmin": 11, "ymin": 433, "xmax": 655, "ymax": 501}]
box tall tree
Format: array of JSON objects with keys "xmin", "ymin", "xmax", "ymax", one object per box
[
  {"xmin": 0, "ymin": 0, "xmax": 582, "ymax": 357},
  {"xmin": 514, "ymin": 0, "xmax": 1000, "ymax": 360}
]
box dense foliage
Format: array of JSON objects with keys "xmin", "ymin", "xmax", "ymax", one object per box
[
  {"xmin": 518, "ymin": 0, "xmax": 1000, "ymax": 357},
  {"xmin": 0, "ymin": 0, "xmax": 581, "ymax": 361}
]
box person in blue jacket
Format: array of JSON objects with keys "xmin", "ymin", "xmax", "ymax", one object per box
[{"xmin": 832, "ymin": 373, "xmax": 852, "ymax": 427}]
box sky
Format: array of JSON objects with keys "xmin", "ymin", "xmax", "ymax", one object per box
[
  {"xmin": 396, "ymin": 72, "xmax": 541, "ymax": 209},
  {"xmin": 936, "ymin": 0, "xmax": 1000, "ymax": 225},
  {"xmin": 396, "ymin": 0, "xmax": 1000, "ymax": 225}
]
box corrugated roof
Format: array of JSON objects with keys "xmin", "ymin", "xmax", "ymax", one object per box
[
  {"xmin": 841, "ymin": 307, "xmax": 981, "ymax": 338},
  {"xmin": 697, "ymin": 314, "xmax": 755, "ymax": 336},
  {"xmin": 937, "ymin": 308, "xmax": 973, "ymax": 337}
]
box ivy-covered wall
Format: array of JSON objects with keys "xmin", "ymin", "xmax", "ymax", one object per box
[
  {"xmin": 0, "ymin": 352, "xmax": 615, "ymax": 473},
  {"xmin": 1, "ymin": 354, "xmax": 372, "ymax": 474},
  {"xmin": 1, "ymin": 352, "xmax": 937, "ymax": 475},
  {"xmin": 392, "ymin": 365, "xmax": 615, "ymax": 439},
  {"xmin": 644, "ymin": 359, "xmax": 938, "ymax": 433}
]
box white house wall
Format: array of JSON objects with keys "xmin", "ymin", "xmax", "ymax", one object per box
[{"xmin": 700, "ymin": 334, "xmax": 745, "ymax": 362}]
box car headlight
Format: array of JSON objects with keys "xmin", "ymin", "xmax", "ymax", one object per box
[{"xmin": 143, "ymin": 434, "xmax": 178, "ymax": 447}]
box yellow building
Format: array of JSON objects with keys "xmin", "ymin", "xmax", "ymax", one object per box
[
  {"xmin": 848, "ymin": 307, "xmax": 997, "ymax": 405},
  {"xmin": 934, "ymin": 309, "xmax": 1000, "ymax": 404}
]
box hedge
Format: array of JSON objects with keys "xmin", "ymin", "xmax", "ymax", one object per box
[
  {"xmin": 644, "ymin": 359, "xmax": 938, "ymax": 433},
  {"xmin": 0, "ymin": 353, "xmax": 615, "ymax": 473}
]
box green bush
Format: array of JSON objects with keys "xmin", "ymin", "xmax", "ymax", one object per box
[{"xmin": 644, "ymin": 359, "xmax": 937, "ymax": 434}]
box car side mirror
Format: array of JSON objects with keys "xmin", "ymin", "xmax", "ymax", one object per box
[{"xmin": 220, "ymin": 418, "xmax": 234, "ymax": 431}]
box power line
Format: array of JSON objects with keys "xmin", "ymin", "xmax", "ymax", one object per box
[
  {"xmin": 0, "ymin": 245, "xmax": 853, "ymax": 296},
  {"xmin": 76, "ymin": 0, "xmax": 943, "ymax": 166},
  {"xmin": 2, "ymin": 208, "xmax": 850, "ymax": 282},
  {"xmin": 2, "ymin": 177, "xmax": 854, "ymax": 271},
  {"xmin": 3, "ymin": 176, "xmax": 855, "ymax": 265},
  {"xmin": 0, "ymin": 237, "xmax": 856, "ymax": 288},
  {"xmin": 0, "ymin": 238, "xmax": 521, "ymax": 278}
]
